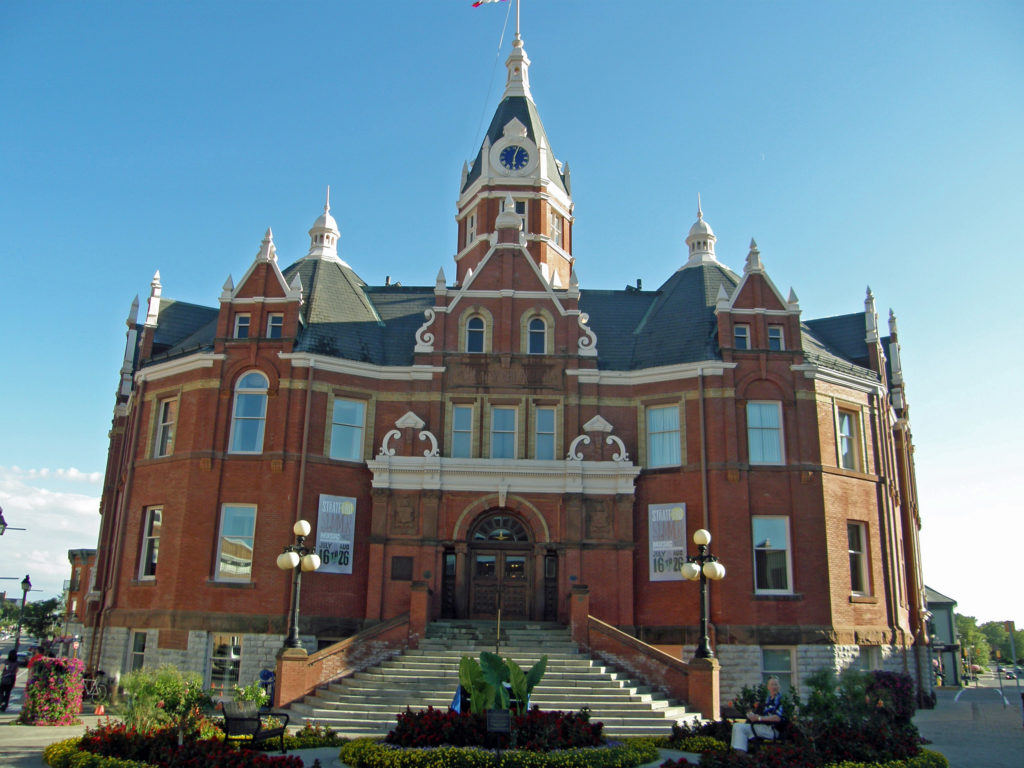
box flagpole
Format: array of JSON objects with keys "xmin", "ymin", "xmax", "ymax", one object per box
[{"xmin": 516, "ymin": 0, "xmax": 520, "ymax": 39}]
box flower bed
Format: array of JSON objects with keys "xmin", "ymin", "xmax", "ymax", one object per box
[
  {"xmin": 386, "ymin": 706, "xmax": 604, "ymax": 751},
  {"xmin": 44, "ymin": 722, "xmax": 303, "ymax": 768},
  {"xmin": 19, "ymin": 656, "xmax": 84, "ymax": 726}
]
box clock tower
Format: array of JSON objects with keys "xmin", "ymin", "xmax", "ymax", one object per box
[{"xmin": 455, "ymin": 32, "xmax": 573, "ymax": 288}]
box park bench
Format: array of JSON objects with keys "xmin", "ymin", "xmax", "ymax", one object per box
[{"xmin": 221, "ymin": 701, "xmax": 290, "ymax": 753}]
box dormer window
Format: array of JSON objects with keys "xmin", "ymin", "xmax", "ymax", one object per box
[
  {"xmin": 734, "ymin": 324, "xmax": 750, "ymax": 350},
  {"xmin": 234, "ymin": 314, "xmax": 251, "ymax": 339},
  {"xmin": 768, "ymin": 325, "xmax": 785, "ymax": 351},
  {"xmin": 267, "ymin": 314, "xmax": 284, "ymax": 339}
]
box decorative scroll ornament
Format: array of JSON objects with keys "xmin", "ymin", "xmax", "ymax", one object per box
[
  {"xmin": 606, "ymin": 435, "xmax": 629, "ymax": 462},
  {"xmin": 414, "ymin": 308, "xmax": 436, "ymax": 353},
  {"xmin": 419, "ymin": 430, "xmax": 439, "ymax": 457},
  {"xmin": 378, "ymin": 429, "xmax": 402, "ymax": 457},
  {"xmin": 577, "ymin": 312, "xmax": 598, "ymax": 357},
  {"xmin": 567, "ymin": 434, "xmax": 591, "ymax": 461}
]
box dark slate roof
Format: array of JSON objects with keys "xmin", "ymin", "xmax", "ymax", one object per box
[
  {"xmin": 463, "ymin": 95, "xmax": 568, "ymax": 196},
  {"xmin": 151, "ymin": 300, "xmax": 218, "ymax": 357},
  {"xmin": 140, "ymin": 258, "xmax": 882, "ymax": 381},
  {"xmin": 925, "ymin": 586, "xmax": 957, "ymax": 605},
  {"xmin": 627, "ymin": 262, "xmax": 740, "ymax": 370},
  {"xmin": 282, "ymin": 258, "xmax": 379, "ymax": 326},
  {"xmin": 803, "ymin": 313, "xmax": 870, "ymax": 369}
]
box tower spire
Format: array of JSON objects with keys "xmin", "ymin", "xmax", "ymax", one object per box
[
  {"xmin": 503, "ymin": 3, "xmax": 532, "ymax": 101},
  {"xmin": 305, "ymin": 186, "xmax": 344, "ymax": 263}
]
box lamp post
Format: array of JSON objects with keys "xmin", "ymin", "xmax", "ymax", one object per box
[
  {"xmin": 12, "ymin": 574, "xmax": 32, "ymax": 659},
  {"xmin": 680, "ymin": 529, "xmax": 726, "ymax": 659},
  {"xmin": 275, "ymin": 520, "xmax": 321, "ymax": 650},
  {"xmin": 0, "ymin": 507, "xmax": 27, "ymax": 535}
]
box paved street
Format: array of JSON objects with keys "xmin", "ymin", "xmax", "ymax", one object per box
[{"xmin": 0, "ymin": 669, "xmax": 1022, "ymax": 767}]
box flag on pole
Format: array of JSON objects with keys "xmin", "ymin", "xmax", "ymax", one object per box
[{"xmin": 472, "ymin": 0, "xmax": 508, "ymax": 6}]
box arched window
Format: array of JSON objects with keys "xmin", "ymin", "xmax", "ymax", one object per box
[
  {"xmin": 528, "ymin": 317, "xmax": 546, "ymax": 354},
  {"xmin": 466, "ymin": 316, "xmax": 485, "ymax": 353},
  {"xmin": 229, "ymin": 371, "xmax": 268, "ymax": 453},
  {"xmin": 471, "ymin": 513, "xmax": 530, "ymax": 543}
]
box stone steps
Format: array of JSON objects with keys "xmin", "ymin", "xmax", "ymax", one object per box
[{"xmin": 286, "ymin": 620, "xmax": 693, "ymax": 738}]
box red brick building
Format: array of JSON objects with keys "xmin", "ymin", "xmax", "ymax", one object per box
[{"xmin": 84, "ymin": 34, "xmax": 930, "ymax": 703}]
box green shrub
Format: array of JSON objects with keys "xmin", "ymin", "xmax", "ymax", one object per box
[
  {"xmin": 232, "ymin": 680, "xmax": 269, "ymax": 708},
  {"xmin": 338, "ymin": 739, "xmax": 657, "ymax": 768},
  {"xmin": 251, "ymin": 721, "xmax": 349, "ymax": 751},
  {"xmin": 673, "ymin": 735, "xmax": 727, "ymax": 753},
  {"xmin": 44, "ymin": 739, "xmax": 153, "ymax": 768},
  {"xmin": 119, "ymin": 665, "xmax": 211, "ymax": 734}
]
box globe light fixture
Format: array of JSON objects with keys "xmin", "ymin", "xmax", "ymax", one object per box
[
  {"xmin": 276, "ymin": 519, "xmax": 321, "ymax": 650},
  {"xmin": 682, "ymin": 529, "xmax": 726, "ymax": 659}
]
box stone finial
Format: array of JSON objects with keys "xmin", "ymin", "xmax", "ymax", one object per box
[
  {"xmin": 496, "ymin": 192, "xmax": 522, "ymax": 230},
  {"xmin": 257, "ymin": 228, "xmax": 277, "ymax": 263},
  {"xmin": 744, "ymin": 238, "xmax": 763, "ymax": 274}
]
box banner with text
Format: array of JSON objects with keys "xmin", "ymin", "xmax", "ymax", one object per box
[
  {"xmin": 316, "ymin": 494, "xmax": 357, "ymax": 574},
  {"xmin": 648, "ymin": 503, "xmax": 687, "ymax": 581}
]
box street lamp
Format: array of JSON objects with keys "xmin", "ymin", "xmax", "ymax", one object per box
[
  {"xmin": 12, "ymin": 574, "xmax": 32, "ymax": 658},
  {"xmin": 680, "ymin": 529, "xmax": 726, "ymax": 659},
  {"xmin": 276, "ymin": 520, "xmax": 321, "ymax": 650}
]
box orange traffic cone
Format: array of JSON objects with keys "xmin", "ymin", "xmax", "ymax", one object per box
[{"xmin": 94, "ymin": 704, "xmax": 105, "ymax": 716}]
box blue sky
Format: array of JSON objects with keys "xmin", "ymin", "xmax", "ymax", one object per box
[{"xmin": 1, "ymin": 2, "xmax": 1021, "ymax": 628}]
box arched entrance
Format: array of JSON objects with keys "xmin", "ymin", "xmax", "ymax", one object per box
[{"xmin": 468, "ymin": 512, "xmax": 532, "ymax": 620}]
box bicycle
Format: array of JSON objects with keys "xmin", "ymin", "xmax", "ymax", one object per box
[{"xmin": 83, "ymin": 672, "xmax": 109, "ymax": 702}]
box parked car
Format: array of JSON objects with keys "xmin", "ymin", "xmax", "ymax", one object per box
[
  {"xmin": 1006, "ymin": 671, "xmax": 1017, "ymax": 680},
  {"xmin": 16, "ymin": 651, "xmax": 29, "ymax": 667}
]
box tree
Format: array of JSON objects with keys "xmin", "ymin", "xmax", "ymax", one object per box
[
  {"xmin": 955, "ymin": 614, "xmax": 990, "ymax": 668},
  {"xmin": 20, "ymin": 597, "xmax": 64, "ymax": 641},
  {"xmin": 980, "ymin": 621, "xmax": 1024, "ymax": 665}
]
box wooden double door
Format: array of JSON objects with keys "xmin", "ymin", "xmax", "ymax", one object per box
[{"xmin": 469, "ymin": 548, "xmax": 531, "ymax": 620}]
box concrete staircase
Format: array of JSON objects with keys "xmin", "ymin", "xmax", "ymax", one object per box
[{"xmin": 288, "ymin": 620, "xmax": 694, "ymax": 738}]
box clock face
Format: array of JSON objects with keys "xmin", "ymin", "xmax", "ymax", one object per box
[{"xmin": 499, "ymin": 144, "xmax": 530, "ymax": 171}]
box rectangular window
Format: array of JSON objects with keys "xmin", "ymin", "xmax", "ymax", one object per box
[
  {"xmin": 467, "ymin": 211, "xmax": 476, "ymax": 245},
  {"xmin": 753, "ymin": 516, "xmax": 792, "ymax": 593},
  {"xmin": 216, "ymin": 505, "xmax": 256, "ymax": 582},
  {"xmin": 848, "ymin": 521, "xmax": 869, "ymax": 595},
  {"xmin": 209, "ymin": 634, "xmax": 242, "ymax": 695},
  {"xmin": 747, "ymin": 401, "xmax": 784, "ymax": 464},
  {"xmin": 734, "ymin": 324, "xmax": 750, "ymax": 350},
  {"xmin": 549, "ymin": 211, "xmax": 563, "ymax": 248},
  {"xmin": 266, "ymin": 313, "xmax": 284, "ymax": 338},
  {"xmin": 233, "ymin": 314, "xmax": 250, "ymax": 339},
  {"xmin": 490, "ymin": 406, "xmax": 517, "ymax": 459},
  {"xmin": 452, "ymin": 405, "xmax": 473, "ymax": 458},
  {"xmin": 154, "ymin": 398, "xmax": 177, "ymax": 457},
  {"xmin": 837, "ymin": 409, "xmax": 861, "ymax": 470},
  {"xmin": 761, "ymin": 647, "xmax": 795, "ymax": 693},
  {"xmin": 129, "ymin": 631, "xmax": 147, "ymax": 672},
  {"xmin": 535, "ymin": 407, "xmax": 556, "ymax": 460},
  {"xmin": 768, "ymin": 326, "xmax": 784, "ymax": 351},
  {"xmin": 139, "ymin": 507, "xmax": 162, "ymax": 579},
  {"xmin": 330, "ymin": 398, "xmax": 366, "ymax": 461},
  {"xmin": 647, "ymin": 405, "xmax": 681, "ymax": 467}
]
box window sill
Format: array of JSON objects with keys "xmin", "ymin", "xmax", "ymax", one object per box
[
  {"xmin": 849, "ymin": 595, "xmax": 878, "ymax": 604},
  {"xmin": 131, "ymin": 579, "xmax": 158, "ymax": 586},
  {"xmin": 207, "ymin": 580, "xmax": 257, "ymax": 589},
  {"xmin": 753, "ymin": 593, "xmax": 802, "ymax": 601}
]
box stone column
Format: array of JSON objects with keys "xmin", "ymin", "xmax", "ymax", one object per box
[
  {"xmin": 273, "ymin": 646, "xmax": 309, "ymax": 708},
  {"xmin": 409, "ymin": 581, "xmax": 430, "ymax": 649},
  {"xmin": 687, "ymin": 656, "xmax": 721, "ymax": 721},
  {"xmin": 569, "ymin": 584, "xmax": 590, "ymax": 647}
]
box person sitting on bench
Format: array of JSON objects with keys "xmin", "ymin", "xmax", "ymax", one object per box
[{"xmin": 730, "ymin": 676, "xmax": 785, "ymax": 751}]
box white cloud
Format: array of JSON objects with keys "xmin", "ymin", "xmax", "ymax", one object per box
[
  {"xmin": 0, "ymin": 467, "xmax": 101, "ymax": 600},
  {"xmin": 3, "ymin": 465, "xmax": 103, "ymax": 485}
]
